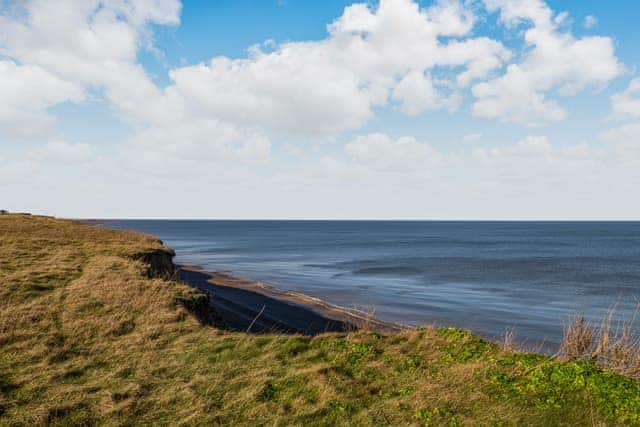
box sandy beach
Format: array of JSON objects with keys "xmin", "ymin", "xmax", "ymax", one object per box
[{"xmin": 179, "ymin": 266, "xmax": 407, "ymax": 335}]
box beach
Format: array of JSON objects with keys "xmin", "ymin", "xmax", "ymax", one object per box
[{"xmin": 178, "ymin": 265, "xmax": 407, "ymax": 335}]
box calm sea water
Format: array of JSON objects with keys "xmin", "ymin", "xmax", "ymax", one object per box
[{"xmin": 105, "ymin": 220, "xmax": 640, "ymax": 347}]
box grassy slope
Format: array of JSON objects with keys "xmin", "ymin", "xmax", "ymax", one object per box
[{"xmin": 1, "ymin": 215, "xmax": 639, "ymax": 426}]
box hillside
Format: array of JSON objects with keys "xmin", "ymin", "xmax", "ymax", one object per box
[{"xmin": 1, "ymin": 215, "xmax": 639, "ymax": 425}]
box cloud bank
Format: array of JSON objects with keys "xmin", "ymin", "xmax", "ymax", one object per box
[{"xmin": 0, "ymin": 0, "xmax": 638, "ymax": 218}]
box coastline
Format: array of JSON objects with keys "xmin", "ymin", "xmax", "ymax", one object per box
[
  {"xmin": 176, "ymin": 265, "xmax": 552, "ymax": 352},
  {"xmin": 95, "ymin": 219, "xmax": 555, "ymax": 349},
  {"xmin": 4, "ymin": 214, "xmax": 640, "ymax": 424},
  {"xmin": 178, "ymin": 265, "xmax": 408, "ymax": 335}
]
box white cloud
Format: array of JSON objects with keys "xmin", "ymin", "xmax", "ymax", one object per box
[
  {"xmin": 0, "ymin": 159, "xmax": 36, "ymax": 184},
  {"xmin": 6, "ymin": 128, "xmax": 640, "ymax": 219},
  {"xmin": 0, "ymin": 60, "xmax": 84, "ymax": 137},
  {"xmin": 119, "ymin": 119, "xmax": 272, "ymax": 177},
  {"xmin": 163, "ymin": 0, "xmax": 509, "ymax": 134},
  {"xmin": 4, "ymin": 0, "xmax": 617, "ymax": 154},
  {"xmin": 269, "ymin": 132, "xmax": 640, "ymax": 219},
  {"xmin": 391, "ymin": 71, "xmax": 459, "ymax": 115},
  {"xmin": 603, "ymin": 122, "xmax": 640, "ymax": 142},
  {"xmin": 443, "ymin": 38, "xmax": 511, "ymax": 87},
  {"xmin": 473, "ymin": 65, "xmax": 567, "ymax": 125},
  {"xmin": 484, "ymin": 0, "xmax": 553, "ymax": 28},
  {"xmin": 166, "ymin": 53, "xmax": 375, "ymax": 135},
  {"xmin": 462, "ymin": 132, "xmax": 482, "ymax": 142},
  {"xmin": 0, "ymin": 0, "xmax": 637, "ymax": 219},
  {"xmin": 583, "ymin": 15, "xmax": 598, "ymax": 29},
  {"xmin": 0, "ymin": 0, "xmax": 182, "ymax": 129},
  {"xmin": 345, "ymin": 133, "xmax": 444, "ymax": 172},
  {"xmin": 0, "ymin": 0, "xmax": 623, "ymax": 149},
  {"xmin": 0, "ymin": 0, "xmax": 514, "ymax": 168},
  {"xmin": 471, "ymin": 135, "xmax": 603, "ymax": 186},
  {"xmin": 0, "ymin": 0, "xmax": 265, "ymax": 174},
  {"xmin": 602, "ymin": 123, "xmax": 640, "ymax": 166},
  {"xmin": 0, "ymin": 0, "xmax": 181, "ymax": 77},
  {"xmin": 604, "ymin": 79, "xmax": 640, "ymax": 166},
  {"xmin": 474, "ymin": 135, "xmax": 594, "ymax": 164},
  {"xmin": 29, "ymin": 140, "xmax": 95, "ymax": 164},
  {"xmin": 611, "ymin": 78, "xmax": 640, "ymax": 120},
  {"xmin": 475, "ymin": 135, "xmax": 553, "ymax": 160},
  {"xmin": 473, "ymin": 0, "xmax": 622, "ymax": 126},
  {"xmin": 236, "ymin": 136, "xmax": 272, "ymax": 165}
]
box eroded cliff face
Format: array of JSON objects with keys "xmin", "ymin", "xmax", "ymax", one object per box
[
  {"xmin": 131, "ymin": 245, "xmax": 224, "ymax": 327},
  {"xmin": 132, "ymin": 246, "xmax": 176, "ymax": 279}
]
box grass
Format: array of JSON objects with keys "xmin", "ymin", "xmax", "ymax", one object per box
[
  {"xmin": 558, "ymin": 310, "xmax": 640, "ymax": 381},
  {"xmin": 1, "ymin": 214, "xmax": 640, "ymax": 425}
]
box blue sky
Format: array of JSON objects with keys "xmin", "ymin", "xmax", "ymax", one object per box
[
  {"xmin": 1, "ymin": 0, "xmax": 640, "ymax": 218},
  {"xmin": 169, "ymin": 0, "xmax": 640, "ymax": 59}
]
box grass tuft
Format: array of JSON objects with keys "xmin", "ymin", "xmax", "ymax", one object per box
[{"xmin": 559, "ymin": 308, "xmax": 640, "ymax": 381}]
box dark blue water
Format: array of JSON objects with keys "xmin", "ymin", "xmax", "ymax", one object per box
[{"xmin": 105, "ymin": 221, "xmax": 640, "ymax": 347}]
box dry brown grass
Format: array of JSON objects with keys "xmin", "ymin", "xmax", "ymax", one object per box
[
  {"xmin": 559, "ymin": 307, "xmax": 640, "ymax": 380},
  {"xmin": 1, "ymin": 214, "xmax": 639, "ymax": 425},
  {"xmin": 501, "ymin": 328, "xmax": 517, "ymax": 351},
  {"xmin": 559, "ymin": 313, "xmax": 597, "ymax": 359}
]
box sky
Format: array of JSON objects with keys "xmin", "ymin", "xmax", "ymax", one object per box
[{"xmin": 1, "ymin": 0, "xmax": 640, "ymax": 219}]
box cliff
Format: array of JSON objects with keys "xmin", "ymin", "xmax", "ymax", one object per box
[{"xmin": 1, "ymin": 214, "xmax": 638, "ymax": 425}]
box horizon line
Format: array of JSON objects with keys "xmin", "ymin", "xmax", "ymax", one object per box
[{"xmin": 72, "ymin": 217, "xmax": 640, "ymax": 222}]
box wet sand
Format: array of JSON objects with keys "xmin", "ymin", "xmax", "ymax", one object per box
[{"xmin": 179, "ymin": 266, "xmax": 407, "ymax": 335}]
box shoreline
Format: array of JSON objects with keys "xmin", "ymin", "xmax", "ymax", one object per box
[
  {"xmin": 177, "ymin": 265, "xmax": 559, "ymax": 353},
  {"xmin": 177, "ymin": 265, "xmax": 556, "ymax": 353},
  {"xmin": 90, "ymin": 219, "xmax": 552, "ymax": 348},
  {"xmin": 178, "ymin": 264, "xmax": 408, "ymax": 335}
]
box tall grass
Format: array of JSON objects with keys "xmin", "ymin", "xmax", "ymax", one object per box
[{"xmin": 559, "ymin": 306, "xmax": 640, "ymax": 380}]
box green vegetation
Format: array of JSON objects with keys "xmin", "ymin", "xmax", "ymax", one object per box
[{"xmin": 1, "ymin": 215, "xmax": 639, "ymax": 425}]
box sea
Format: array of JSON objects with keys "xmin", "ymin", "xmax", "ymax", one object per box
[{"xmin": 105, "ymin": 220, "xmax": 640, "ymax": 349}]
